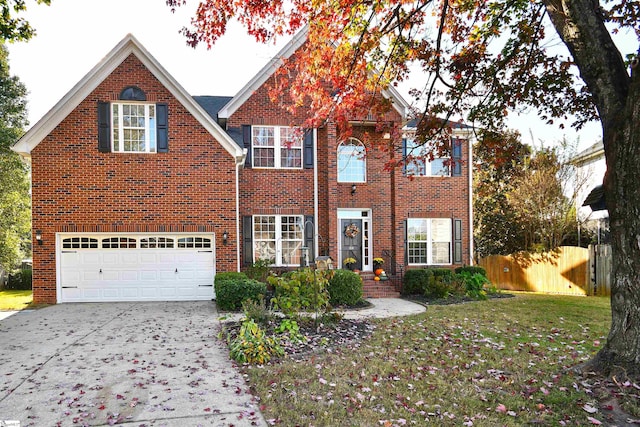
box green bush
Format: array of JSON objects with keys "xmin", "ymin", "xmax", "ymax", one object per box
[
  {"xmin": 425, "ymin": 274, "xmax": 450, "ymax": 299},
  {"xmin": 268, "ymin": 268, "xmax": 331, "ymax": 318},
  {"xmin": 454, "ymin": 266, "xmax": 487, "ymax": 277},
  {"xmin": 328, "ymin": 269, "xmax": 363, "ymax": 306},
  {"xmin": 428, "ymin": 268, "xmax": 454, "ymax": 280},
  {"xmin": 458, "ymin": 271, "xmax": 490, "ymax": 300},
  {"xmin": 6, "ymin": 268, "xmax": 32, "ymax": 290},
  {"xmin": 402, "ymin": 269, "xmax": 432, "ymax": 295},
  {"xmin": 245, "ymin": 259, "xmax": 273, "ymax": 283},
  {"xmin": 215, "ymin": 271, "xmax": 248, "ymax": 283},
  {"xmin": 228, "ymin": 319, "xmax": 283, "ymax": 364},
  {"xmin": 215, "ymin": 276, "xmax": 266, "ymax": 311}
]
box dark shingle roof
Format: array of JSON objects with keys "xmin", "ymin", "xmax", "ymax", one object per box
[
  {"xmin": 583, "ymin": 185, "xmax": 607, "ymax": 211},
  {"xmin": 193, "ymin": 96, "xmax": 233, "ymax": 121}
]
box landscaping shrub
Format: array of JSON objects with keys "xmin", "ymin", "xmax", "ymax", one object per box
[
  {"xmin": 402, "ymin": 269, "xmax": 432, "ymax": 295},
  {"xmin": 215, "ymin": 271, "xmax": 248, "ymax": 283},
  {"xmin": 327, "ymin": 269, "xmax": 363, "ymax": 306},
  {"xmin": 425, "ymin": 273, "xmax": 451, "ymax": 299},
  {"xmin": 268, "ymin": 268, "xmax": 331, "ymax": 318},
  {"xmin": 458, "ymin": 271, "xmax": 491, "ymax": 300},
  {"xmin": 6, "ymin": 269, "xmax": 32, "ymax": 290},
  {"xmin": 228, "ymin": 319, "xmax": 283, "ymax": 364},
  {"xmin": 245, "ymin": 259, "xmax": 273, "ymax": 283},
  {"xmin": 454, "ymin": 265, "xmax": 487, "ymax": 277},
  {"xmin": 215, "ymin": 277, "xmax": 266, "ymax": 311}
]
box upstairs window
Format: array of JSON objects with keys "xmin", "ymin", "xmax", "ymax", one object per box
[
  {"xmin": 404, "ymin": 138, "xmax": 449, "ymax": 177},
  {"xmin": 337, "ymin": 138, "xmax": 366, "ymax": 182},
  {"xmin": 112, "ymin": 103, "xmax": 157, "ymax": 153},
  {"xmin": 252, "ymin": 126, "xmax": 302, "ymax": 169}
]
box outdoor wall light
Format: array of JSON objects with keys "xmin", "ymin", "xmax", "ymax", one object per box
[
  {"xmin": 222, "ymin": 231, "xmax": 229, "ymax": 245},
  {"xmin": 351, "ymin": 184, "xmax": 357, "ymax": 195},
  {"xmin": 35, "ymin": 230, "xmax": 43, "ymax": 245}
]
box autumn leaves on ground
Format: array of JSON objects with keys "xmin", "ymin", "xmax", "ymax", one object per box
[{"xmin": 239, "ymin": 295, "xmax": 640, "ymax": 426}]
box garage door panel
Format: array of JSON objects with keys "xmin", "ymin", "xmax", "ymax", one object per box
[
  {"xmin": 59, "ymin": 234, "xmax": 215, "ymax": 303},
  {"xmin": 140, "ymin": 270, "xmax": 158, "ymax": 281},
  {"xmin": 102, "ymin": 253, "xmax": 120, "ymax": 264}
]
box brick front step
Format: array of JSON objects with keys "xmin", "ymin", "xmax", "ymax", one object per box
[{"xmin": 360, "ymin": 272, "xmax": 401, "ymax": 298}]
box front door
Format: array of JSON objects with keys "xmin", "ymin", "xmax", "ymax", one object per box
[{"xmin": 341, "ymin": 219, "xmax": 363, "ymax": 270}]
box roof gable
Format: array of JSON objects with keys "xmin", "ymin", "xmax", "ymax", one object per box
[
  {"xmin": 12, "ymin": 34, "xmax": 245, "ymax": 162},
  {"xmin": 217, "ymin": 27, "xmax": 410, "ymax": 121}
]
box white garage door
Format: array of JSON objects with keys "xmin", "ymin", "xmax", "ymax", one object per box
[{"xmin": 58, "ymin": 234, "xmax": 215, "ymax": 303}]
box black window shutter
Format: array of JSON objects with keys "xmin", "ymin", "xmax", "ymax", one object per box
[
  {"xmin": 242, "ymin": 125, "xmax": 252, "ymax": 167},
  {"xmin": 156, "ymin": 103, "xmax": 169, "ymax": 153},
  {"xmin": 303, "ymin": 129, "xmax": 314, "ymax": 169},
  {"xmin": 243, "ymin": 216, "xmax": 253, "ymax": 267},
  {"xmin": 453, "ymin": 219, "xmax": 463, "ymax": 264},
  {"xmin": 304, "ymin": 215, "xmax": 314, "ymax": 262},
  {"xmin": 401, "ymin": 138, "xmax": 407, "ymax": 175},
  {"xmin": 97, "ymin": 101, "xmax": 111, "ymax": 153},
  {"xmin": 452, "ymin": 138, "xmax": 462, "ymax": 176}
]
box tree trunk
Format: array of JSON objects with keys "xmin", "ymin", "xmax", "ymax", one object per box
[
  {"xmin": 544, "ymin": 0, "xmax": 640, "ymax": 376},
  {"xmin": 587, "ymin": 63, "xmax": 640, "ymax": 376}
]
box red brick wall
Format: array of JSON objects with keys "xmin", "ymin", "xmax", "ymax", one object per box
[
  {"xmin": 30, "ymin": 54, "xmax": 239, "ymax": 303},
  {"xmin": 226, "ymin": 68, "xmax": 471, "ymax": 272}
]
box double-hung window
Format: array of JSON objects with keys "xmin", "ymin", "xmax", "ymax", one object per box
[
  {"xmin": 112, "ymin": 103, "xmax": 157, "ymax": 153},
  {"xmin": 253, "ymin": 215, "xmax": 304, "ymax": 266},
  {"xmin": 407, "ymin": 218, "xmax": 452, "ymax": 265},
  {"xmin": 252, "ymin": 126, "xmax": 302, "ymax": 168},
  {"xmin": 404, "ymin": 138, "xmax": 449, "ymax": 177}
]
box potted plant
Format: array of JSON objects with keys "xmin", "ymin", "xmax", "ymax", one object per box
[
  {"xmin": 373, "ymin": 257, "xmax": 384, "ymax": 276},
  {"xmin": 343, "ymin": 257, "xmax": 357, "ymax": 270}
]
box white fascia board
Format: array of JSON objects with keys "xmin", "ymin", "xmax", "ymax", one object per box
[{"xmin": 12, "ymin": 34, "xmax": 243, "ymax": 161}]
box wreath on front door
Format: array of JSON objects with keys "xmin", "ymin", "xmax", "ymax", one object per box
[{"xmin": 344, "ymin": 223, "xmax": 360, "ymax": 239}]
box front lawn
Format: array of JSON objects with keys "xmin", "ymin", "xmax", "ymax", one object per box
[
  {"xmin": 0, "ymin": 289, "xmax": 33, "ymax": 311},
  {"xmin": 239, "ymin": 294, "xmax": 640, "ymax": 426}
]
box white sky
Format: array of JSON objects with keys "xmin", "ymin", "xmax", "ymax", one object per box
[{"xmin": 7, "ymin": 0, "xmax": 608, "ymax": 151}]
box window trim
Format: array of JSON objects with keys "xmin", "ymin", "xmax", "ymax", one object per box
[
  {"xmin": 111, "ymin": 102, "xmax": 157, "ymax": 153},
  {"xmin": 251, "ymin": 125, "xmax": 303, "ymax": 169},
  {"xmin": 337, "ymin": 138, "xmax": 367, "ymax": 183},
  {"xmin": 252, "ymin": 214, "xmax": 304, "ymax": 266},
  {"xmin": 407, "ymin": 218, "xmax": 452, "ymax": 265}
]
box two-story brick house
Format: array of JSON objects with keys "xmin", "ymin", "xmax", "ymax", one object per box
[{"xmin": 13, "ymin": 33, "xmax": 473, "ymax": 304}]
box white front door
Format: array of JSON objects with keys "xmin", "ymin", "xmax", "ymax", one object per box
[{"xmin": 57, "ymin": 234, "xmax": 215, "ymax": 303}]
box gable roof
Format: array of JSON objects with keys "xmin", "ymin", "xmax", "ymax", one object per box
[
  {"xmin": 12, "ymin": 34, "xmax": 246, "ymax": 162},
  {"xmin": 217, "ymin": 26, "xmax": 410, "ymax": 122}
]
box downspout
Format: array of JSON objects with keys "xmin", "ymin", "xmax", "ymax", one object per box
[
  {"xmin": 468, "ymin": 134, "xmax": 474, "ymax": 265},
  {"xmin": 236, "ymin": 150, "xmax": 247, "ymax": 272},
  {"xmin": 313, "ymin": 128, "xmax": 319, "ymax": 258}
]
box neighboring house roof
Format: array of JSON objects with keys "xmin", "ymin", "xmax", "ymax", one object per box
[
  {"xmin": 571, "ymin": 140, "xmax": 604, "ymax": 166},
  {"xmin": 583, "ymin": 185, "xmax": 607, "ymax": 211},
  {"xmin": 217, "ymin": 26, "xmax": 410, "ymax": 122},
  {"xmin": 12, "ymin": 34, "xmax": 246, "ymax": 163}
]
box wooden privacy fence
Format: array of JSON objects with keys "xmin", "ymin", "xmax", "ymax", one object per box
[
  {"xmin": 590, "ymin": 244, "xmax": 612, "ymax": 296},
  {"xmin": 479, "ymin": 246, "xmax": 600, "ymax": 296}
]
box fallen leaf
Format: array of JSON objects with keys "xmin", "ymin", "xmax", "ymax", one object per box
[
  {"xmin": 587, "ymin": 416, "xmax": 602, "ymax": 425},
  {"xmin": 583, "ymin": 404, "xmax": 598, "ymax": 414}
]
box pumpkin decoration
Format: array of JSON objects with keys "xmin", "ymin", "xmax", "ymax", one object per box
[
  {"xmin": 375, "ymin": 268, "xmax": 384, "ymax": 276},
  {"xmin": 374, "ymin": 276, "xmax": 381, "ymax": 281}
]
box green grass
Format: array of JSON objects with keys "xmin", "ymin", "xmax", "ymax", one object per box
[
  {"xmin": 240, "ymin": 294, "xmax": 626, "ymax": 426},
  {"xmin": 0, "ymin": 289, "xmax": 33, "ymax": 310}
]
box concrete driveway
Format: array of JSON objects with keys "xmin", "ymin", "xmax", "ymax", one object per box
[{"xmin": 0, "ymin": 302, "xmax": 265, "ymax": 426}]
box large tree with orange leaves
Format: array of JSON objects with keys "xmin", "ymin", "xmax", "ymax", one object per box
[{"xmin": 168, "ymin": 0, "xmax": 640, "ymax": 376}]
